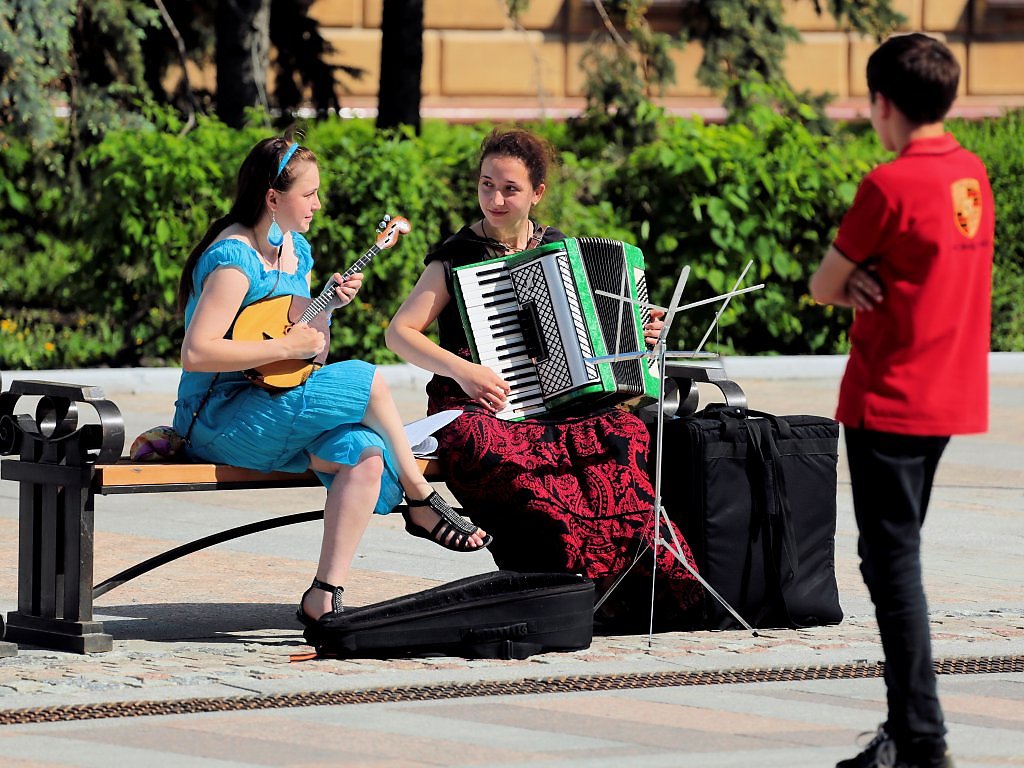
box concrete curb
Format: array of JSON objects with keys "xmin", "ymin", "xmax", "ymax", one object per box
[{"xmin": 4, "ymin": 352, "xmax": 1024, "ymax": 395}]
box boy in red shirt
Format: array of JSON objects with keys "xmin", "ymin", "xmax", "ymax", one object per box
[{"xmin": 810, "ymin": 33, "xmax": 994, "ymax": 768}]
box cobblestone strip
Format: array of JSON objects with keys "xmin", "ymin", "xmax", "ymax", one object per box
[{"xmin": 2, "ymin": 655, "xmax": 1021, "ymax": 726}]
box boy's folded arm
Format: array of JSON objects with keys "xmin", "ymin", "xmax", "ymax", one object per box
[{"xmin": 809, "ymin": 245, "xmax": 858, "ymax": 307}]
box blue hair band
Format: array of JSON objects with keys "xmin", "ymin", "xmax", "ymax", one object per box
[{"xmin": 273, "ymin": 142, "xmax": 300, "ymax": 183}]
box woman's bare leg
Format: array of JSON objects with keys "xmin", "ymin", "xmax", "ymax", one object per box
[
  {"xmin": 360, "ymin": 373, "xmax": 434, "ymax": 498},
  {"xmin": 361, "ymin": 371, "xmax": 488, "ymax": 546},
  {"xmin": 301, "ymin": 451, "xmax": 381, "ymax": 619}
]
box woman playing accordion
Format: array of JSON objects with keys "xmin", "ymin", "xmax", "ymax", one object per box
[{"xmin": 386, "ymin": 128, "xmax": 703, "ymax": 629}]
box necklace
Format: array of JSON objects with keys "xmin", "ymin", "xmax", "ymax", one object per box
[{"xmin": 481, "ymin": 220, "xmax": 532, "ymax": 254}]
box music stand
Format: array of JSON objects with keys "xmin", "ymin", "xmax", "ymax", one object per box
[{"xmin": 588, "ymin": 262, "xmax": 763, "ymax": 640}]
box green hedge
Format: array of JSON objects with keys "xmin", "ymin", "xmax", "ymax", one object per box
[
  {"xmin": 950, "ymin": 110, "xmax": 1024, "ymax": 350},
  {"xmin": 2, "ymin": 108, "xmax": 1021, "ymax": 369},
  {"xmin": 606, "ymin": 106, "xmax": 875, "ymax": 354}
]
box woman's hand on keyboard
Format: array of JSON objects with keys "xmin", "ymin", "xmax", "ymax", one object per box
[{"xmin": 455, "ymin": 362, "xmax": 511, "ymax": 411}]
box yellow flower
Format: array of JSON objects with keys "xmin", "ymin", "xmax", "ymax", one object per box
[
  {"xmin": 0, "ymin": 319, "xmax": 16, "ymax": 333},
  {"xmin": 44, "ymin": 342, "xmax": 56, "ymax": 352}
]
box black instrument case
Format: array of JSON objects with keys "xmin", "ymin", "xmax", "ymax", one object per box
[
  {"xmin": 304, "ymin": 571, "xmax": 595, "ymax": 660},
  {"xmin": 656, "ymin": 405, "xmax": 844, "ymax": 630}
]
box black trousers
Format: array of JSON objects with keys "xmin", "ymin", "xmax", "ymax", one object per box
[{"xmin": 844, "ymin": 427, "xmax": 950, "ymax": 760}]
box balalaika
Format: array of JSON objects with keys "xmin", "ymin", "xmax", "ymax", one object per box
[{"xmin": 453, "ymin": 237, "xmax": 660, "ymax": 421}]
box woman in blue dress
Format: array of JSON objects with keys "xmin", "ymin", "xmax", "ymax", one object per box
[{"xmin": 173, "ymin": 136, "xmax": 491, "ymax": 629}]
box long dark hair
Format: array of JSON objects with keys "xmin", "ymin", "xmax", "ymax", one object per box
[{"xmin": 176, "ymin": 135, "xmax": 318, "ymax": 313}]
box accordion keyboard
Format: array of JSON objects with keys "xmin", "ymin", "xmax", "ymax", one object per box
[{"xmin": 456, "ymin": 260, "xmax": 548, "ymax": 420}]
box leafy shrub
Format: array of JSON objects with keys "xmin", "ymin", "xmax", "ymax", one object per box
[
  {"xmin": 76, "ymin": 112, "xmax": 256, "ymax": 364},
  {"xmin": 0, "ymin": 309, "xmax": 122, "ymax": 369},
  {"xmin": 608, "ymin": 105, "xmax": 884, "ymax": 354},
  {"xmin": 1, "ymin": 107, "xmax": 1022, "ymax": 371},
  {"xmin": 303, "ymin": 120, "xmax": 484, "ymax": 359},
  {"xmin": 950, "ymin": 111, "xmax": 1024, "ymax": 351}
]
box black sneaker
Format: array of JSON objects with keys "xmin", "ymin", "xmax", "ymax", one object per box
[
  {"xmin": 837, "ymin": 726, "xmax": 898, "ymax": 768},
  {"xmin": 896, "ymin": 751, "xmax": 956, "ymax": 768}
]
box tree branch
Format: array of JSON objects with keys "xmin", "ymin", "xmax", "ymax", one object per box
[
  {"xmin": 152, "ymin": 0, "xmax": 197, "ymax": 134},
  {"xmin": 593, "ymin": 0, "xmax": 631, "ymax": 51}
]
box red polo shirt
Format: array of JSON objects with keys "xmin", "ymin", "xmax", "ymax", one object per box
[{"xmin": 833, "ymin": 133, "xmax": 994, "ymax": 436}]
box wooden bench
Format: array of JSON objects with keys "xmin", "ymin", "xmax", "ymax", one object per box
[
  {"xmin": 0, "ymin": 364, "xmax": 744, "ymax": 654},
  {"xmin": 0, "ymin": 378, "xmax": 444, "ymax": 653}
]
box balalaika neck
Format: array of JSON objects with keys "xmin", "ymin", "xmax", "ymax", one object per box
[{"xmin": 296, "ymin": 244, "xmax": 381, "ymax": 325}]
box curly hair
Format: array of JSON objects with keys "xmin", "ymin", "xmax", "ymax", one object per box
[{"xmin": 478, "ymin": 128, "xmax": 556, "ymax": 189}]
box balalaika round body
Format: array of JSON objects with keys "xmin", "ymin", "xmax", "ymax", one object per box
[{"xmin": 229, "ymin": 215, "xmax": 411, "ymax": 392}]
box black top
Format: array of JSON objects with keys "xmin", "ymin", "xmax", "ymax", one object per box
[{"xmin": 425, "ymin": 223, "xmax": 568, "ymax": 354}]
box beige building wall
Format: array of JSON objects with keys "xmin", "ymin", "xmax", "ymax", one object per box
[{"xmin": 304, "ymin": 0, "xmax": 1024, "ymax": 119}]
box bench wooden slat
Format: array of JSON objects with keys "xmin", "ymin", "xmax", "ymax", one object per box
[{"xmin": 94, "ymin": 457, "xmax": 441, "ymax": 490}]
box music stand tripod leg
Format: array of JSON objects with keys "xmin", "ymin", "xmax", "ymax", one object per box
[
  {"xmin": 647, "ymin": 295, "xmax": 757, "ymax": 640},
  {"xmin": 584, "ymin": 264, "xmax": 760, "ymax": 639},
  {"xmin": 655, "ymin": 505, "xmax": 758, "ymax": 635}
]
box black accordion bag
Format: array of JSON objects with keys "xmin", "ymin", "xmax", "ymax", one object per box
[
  {"xmin": 655, "ymin": 406, "xmax": 843, "ymax": 630},
  {"xmin": 304, "ymin": 571, "xmax": 595, "ymax": 660}
]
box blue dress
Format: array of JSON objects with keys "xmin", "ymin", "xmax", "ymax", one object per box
[{"xmin": 172, "ymin": 233, "xmax": 403, "ymax": 515}]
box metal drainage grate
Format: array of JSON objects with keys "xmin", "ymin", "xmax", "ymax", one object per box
[{"xmin": 1, "ymin": 654, "xmax": 1021, "ymax": 726}]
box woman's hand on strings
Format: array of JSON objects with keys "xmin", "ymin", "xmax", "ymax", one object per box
[
  {"xmin": 333, "ymin": 271, "xmax": 362, "ymax": 307},
  {"xmin": 644, "ymin": 308, "xmax": 666, "ymax": 348},
  {"xmin": 455, "ymin": 361, "xmax": 511, "ymax": 412},
  {"xmin": 283, "ymin": 323, "xmax": 327, "ymax": 359}
]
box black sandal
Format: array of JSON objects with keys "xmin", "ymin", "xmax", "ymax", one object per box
[
  {"xmin": 403, "ymin": 491, "xmax": 493, "ymax": 552},
  {"xmin": 296, "ymin": 577, "xmax": 344, "ymax": 627}
]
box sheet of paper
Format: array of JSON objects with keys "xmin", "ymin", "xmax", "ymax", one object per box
[{"xmin": 403, "ymin": 409, "xmax": 462, "ymax": 457}]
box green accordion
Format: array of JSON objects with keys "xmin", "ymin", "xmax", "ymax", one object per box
[{"xmin": 453, "ymin": 237, "xmax": 660, "ymax": 421}]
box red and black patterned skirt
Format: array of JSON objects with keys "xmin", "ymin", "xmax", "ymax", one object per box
[{"xmin": 426, "ymin": 374, "xmax": 703, "ymax": 630}]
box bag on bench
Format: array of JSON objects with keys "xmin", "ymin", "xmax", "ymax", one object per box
[
  {"xmin": 655, "ymin": 405, "xmax": 843, "ymax": 630},
  {"xmin": 303, "ymin": 571, "xmax": 595, "ymax": 660}
]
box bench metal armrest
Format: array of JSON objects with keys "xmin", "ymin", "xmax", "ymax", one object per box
[{"xmin": 1, "ymin": 379, "xmax": 125, "ymax": 465}]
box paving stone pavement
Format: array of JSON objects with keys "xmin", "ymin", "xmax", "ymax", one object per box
[{"xmin": 1, "ymin": 358, "xmax": 1022, "ymax": 767}]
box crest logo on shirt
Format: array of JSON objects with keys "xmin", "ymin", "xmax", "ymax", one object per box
[{"xmin": 951, "ymin": 178, "xmax": 982, "ymax": 238}]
